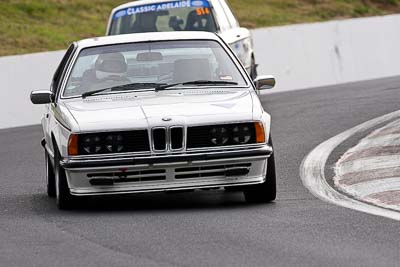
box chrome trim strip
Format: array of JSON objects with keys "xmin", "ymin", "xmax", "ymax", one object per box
[
  {"xmin": 67, "ymin": 143, "xmax": 267, "ymax": 160},
  {"xmin": 187, "ymin": 143, "xmax": 265, "ymax": 152},
  {"xmin": 61, "ymin": 145, "xmax": 272, "ymax": 170},
  {"xmin": 70, "ymin": 179, "xmax": 265, "ymax": 196},
  {"xmin": 63, "ymin": 156, "xmax": 264, "ymax": 172}
]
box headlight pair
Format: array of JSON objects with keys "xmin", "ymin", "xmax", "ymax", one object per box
[
  {"xmin": 210, "ymin": 125, "xmax": 252, "ymax": 146},
  {"xmin": 82, "ymin": 134, "xmax": 124, "ymax": 154},
  {"xmin": 68, "ymin": 133, "xmax": 124, "ymax": 155},
  {"xmin": 209, "ymin": 122, "xmax": 265, "ymax": 146}
]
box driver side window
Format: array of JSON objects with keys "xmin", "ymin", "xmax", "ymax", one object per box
[{"xmin": 51, "ymin": 44, "xmax": 75, "ymax": 94}]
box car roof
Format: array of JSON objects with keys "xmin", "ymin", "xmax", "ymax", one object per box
[
  {"xmin": 75, "ymin": 31, "xmax": 221, "ymax": 49},
  {"xmin": 112, "ymin": 0, "xmax": 214, "ymax": 12}
]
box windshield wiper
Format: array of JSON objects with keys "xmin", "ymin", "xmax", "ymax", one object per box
[
  {"xmin": 82, "ymin": 81, "xmax": 239, "ymax": 97},
  {"xmin": 155, "ymin": 80, "xmax": 239, "ymax": 91},
  {"xmin": 81, "ymin": 83, "xmax": 166, "ymax": 98}
]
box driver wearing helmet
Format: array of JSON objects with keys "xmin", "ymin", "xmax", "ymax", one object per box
[{"xmin": 80, "ymin": 52, "xmax": 130, "ymax": 91}]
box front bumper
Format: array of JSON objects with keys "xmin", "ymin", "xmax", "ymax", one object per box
[{"xmin": 61, "ymin": 145, "xmax": 273, "ymax": 196}]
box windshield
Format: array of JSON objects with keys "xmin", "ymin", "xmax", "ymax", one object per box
[
  {"xmin": 109, "ymin": 0, "xmax": 217, "ymax": 35},
  {"xmin": 63, "ymin": 40, "xmax": 247, "ymax": 98}
]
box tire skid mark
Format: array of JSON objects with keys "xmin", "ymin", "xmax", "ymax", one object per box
[
  {"xmin": 340, "ymin": 145, "xmax": 400, "ymax": 163},
  {"xmin": 337, "ymin": 167, "xmax": 400, "ymax": 186},
  {"xmin": 365, "ymin": 190, "xmax": 400, "ymax": 210},
  {"xmin": 339, "ymin": 177, "xmax": 400, "ymax": 198},
  {"xmin": 337, "ymin": 155, "xmax": 400, "ymax": 175}
]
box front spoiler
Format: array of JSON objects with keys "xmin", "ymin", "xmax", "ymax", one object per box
[
  {"xmin": 69, "ymin": 180, "xmax": 264, "ymax": 196},
  {"xmin": 61, "ymin": 145, "xmax": 273, "ymax": 170}
]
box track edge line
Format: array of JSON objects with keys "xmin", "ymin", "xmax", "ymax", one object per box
[{"xmin": 299, "ymin": 110, "xmax": 400, "ymax": 221}]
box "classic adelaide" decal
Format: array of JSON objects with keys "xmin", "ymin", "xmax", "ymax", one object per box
[{"xmin": 113, "ymin": 0, "xmax": 210, "ymax": 20}]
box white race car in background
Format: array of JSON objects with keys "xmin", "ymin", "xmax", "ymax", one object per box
[{"xmin": 106, "ymin": 0, "xmax": 258, "ymax": 79}]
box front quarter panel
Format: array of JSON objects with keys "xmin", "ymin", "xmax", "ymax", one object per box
[
  {"xmin": 48, "ymin": 103, "xmax": 79, "ymax": 158},
  {"xmin": 251, "ymin": 91, "xmax": 271, "ymax": 142}
]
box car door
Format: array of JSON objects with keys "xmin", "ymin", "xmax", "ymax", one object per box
[{"xmin": 44, "ymin": 44, "xmax": 76, "ymax": 153}]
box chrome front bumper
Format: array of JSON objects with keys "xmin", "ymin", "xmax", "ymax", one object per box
[{"xmin": 61, "ymin": 145, "xmax": 273, "ymax": 196}]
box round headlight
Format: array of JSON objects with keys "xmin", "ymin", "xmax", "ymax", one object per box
[
  {"xmin": 105, "ymin": 134, "xmax": 124, "ymax": 153},
  {"xmin": 232, "ymin": 125, "xmax": 252, "ymax": 144},
  {"xmin": 210, "ymin": 127, "xmax": 229, "ymax": 146},
  {"xmin": 82, "ymin": 136, "xmax": 102, "ymax": 154}
]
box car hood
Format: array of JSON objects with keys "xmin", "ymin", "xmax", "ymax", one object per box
[{"xmin": 63, "ymin": 89, "xmax": 256, "ymax": 132}]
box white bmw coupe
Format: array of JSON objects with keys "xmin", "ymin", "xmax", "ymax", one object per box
[{"xmin": 31, "ymin": 31, "xmax": 276, "ymax": 209}]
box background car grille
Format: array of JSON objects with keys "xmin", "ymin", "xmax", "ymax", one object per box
[
  {"xmin": 77, "ymin": 130, "xmax": 150, "ymax": 155},
  {"xmin": 186, "ymin": 123, "xmax": 257, "ymax": 149}
]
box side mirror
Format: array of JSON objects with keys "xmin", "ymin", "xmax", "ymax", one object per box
[
  {"xmin": 254, "ymin": 75, "xmax": 276, "ymax": 90},
  {"xmin": 30, "ymin": 90, "xmax": 54, "ymax": 104}
]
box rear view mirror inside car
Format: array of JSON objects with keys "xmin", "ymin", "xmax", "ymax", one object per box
[{"xmin": 136, "ymin": 52, "xmax": 163, "ymax": 62}]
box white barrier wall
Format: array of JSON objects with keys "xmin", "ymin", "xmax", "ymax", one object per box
[
  {"xmin": 1, "ymin": 14, "xmax": 400, "ymax": 129},
  {"xmin": 253, "ymin": 14, "xmax": 400, "ymax": 91},
  {"xmin": 0, "ymin": 51, "xmax": 65, "ymax": 129}
]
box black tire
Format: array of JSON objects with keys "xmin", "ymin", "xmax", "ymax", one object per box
[
  {"xmin": 250, "ymin": 56, "xmax": 258, "ymax": 80},
  {"xmin": 243, "ymin": 136, "xmax": 276, "ymax": 203},
  {"xmin": 54, "ymin": 146, "xmax": 76, "ymax": 210},
  {"xmin": 45, "ymin": 149, "xmax": 56, "ymax": 198}
]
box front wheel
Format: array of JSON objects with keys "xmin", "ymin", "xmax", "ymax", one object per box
[
  {"xmin": 54, "ymin": 148, "xmax": 76, "ymax": 210},
  {"xmin": 45, "ymin": 149, "xmax": 56, "ymax": 198},
  {"xmin": 243, "ymin": 137, "xmax": 276, "ymax": 203}
]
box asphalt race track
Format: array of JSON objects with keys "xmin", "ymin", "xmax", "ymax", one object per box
[{"xmin": 1, "ymin": 77, "xmax": 399, "ymax": 267}]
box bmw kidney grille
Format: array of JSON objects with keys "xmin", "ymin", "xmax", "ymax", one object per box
[{"xmin": 152, "ymin": 126, "xmax": 184, "ymax": 152}]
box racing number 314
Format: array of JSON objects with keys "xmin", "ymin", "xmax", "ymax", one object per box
[{"xmin": 196, "ymin": 7, "xmax": 210, "ymax": 16}]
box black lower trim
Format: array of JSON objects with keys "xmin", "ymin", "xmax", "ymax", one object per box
[{"xmin": 61, "ymin": 146, "xmax": 272, "ymax": 169}]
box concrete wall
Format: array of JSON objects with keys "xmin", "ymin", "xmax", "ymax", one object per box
[
  {"xmin": 253, "ymin": 14, "xmax": 400, "ymax": 91},
  {"xmin": 0, "ymin": 51, "xmax": 65, "ymax": 129},
  {"xmin": 1, "ymin": 14, "xmax": 400, "ymax": 129}
]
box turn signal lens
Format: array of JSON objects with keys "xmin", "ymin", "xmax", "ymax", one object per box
[
  {"xmin": 68, "ymin": 134, "xmax": 79, "ymax": 156},
  {"xmin": 254, "ymin": 122, "xmax": 266, "ymax": 143}
]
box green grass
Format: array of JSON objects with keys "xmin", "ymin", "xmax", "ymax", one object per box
[
  {"xmin": 1, "ymin": 0, "xmax": 399, "ymax": 56},
  {"xmin": 230, "ymin": 0, "xmax": 400, "ymax": 28}
]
